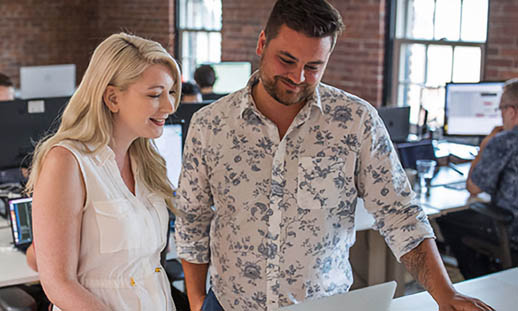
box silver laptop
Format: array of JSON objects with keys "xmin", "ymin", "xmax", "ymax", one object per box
[{"xmin": 280, "ymin": 281, "xmax": 397, "ymax": 311}]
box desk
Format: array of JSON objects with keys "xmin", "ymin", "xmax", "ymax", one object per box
[
  {"xmin": 352, "ymin": 163, "xmax": 489, "ymax": 296},
  {"xmin": 0, "ymin": 217, "xmax": 38, "ymax": 287},
  {"xmin": 390, "ymin": 268, "xmax": 518, "ymax": 311}
]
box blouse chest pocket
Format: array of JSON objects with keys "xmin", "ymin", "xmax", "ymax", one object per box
[
  {"xmin": 297, "ymin": 156, "xmax": 347, "ymax": 209},
  {"xmin": 93, "ymin": 199, "xmax": 142, "ymax": 254}
]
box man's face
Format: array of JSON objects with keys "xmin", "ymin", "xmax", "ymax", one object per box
[
  {"xmin": 0, "ymin": 86, "xmax": 14, "ymax": 101},
  {"xmin": 256, "ymin": 25, "xmax": 333, "ymax": 106},
  {"xmin": 499, "ymin": 93, "xmax": 517, "ymax": 131}
]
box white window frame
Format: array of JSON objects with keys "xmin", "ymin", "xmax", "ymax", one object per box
[
  {"xmin": 390, "ymin": 0, "xmax": 488, "ymax": 126},
  {"xmin": 177, "ymin": 0, "xmax": 222, "ymax": 81}
]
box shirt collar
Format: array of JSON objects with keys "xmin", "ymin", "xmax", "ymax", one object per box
[{"xmin": 239, "ymin": 71, "xmax": 324, "ymax": 121}]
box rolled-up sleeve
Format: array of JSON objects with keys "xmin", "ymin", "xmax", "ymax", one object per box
[
  {"xmin": 174, "ymin": 112, "xmax": 214, "ymax": 264},
  {"xmin": 355, "ymin": 107, "xmax": 435, "ymax": 261}
]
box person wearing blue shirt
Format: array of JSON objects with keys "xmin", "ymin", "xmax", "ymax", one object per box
[{"xmin": 439, "ymin": 78, "xmax": 518, "ymax": 279}]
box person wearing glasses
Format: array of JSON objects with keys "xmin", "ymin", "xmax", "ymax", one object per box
[{"xmin": 439, "ymin": 78, "xmax": 518, "ymax": 280}]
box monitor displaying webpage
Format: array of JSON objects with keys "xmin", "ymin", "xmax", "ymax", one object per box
[{"xmin": 445, "ymin": 82, "xmax": 504, "ymax": 136}]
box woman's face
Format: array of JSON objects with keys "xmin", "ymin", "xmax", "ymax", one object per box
[{"xmin": 110, "ymin": 63, "xmax": 177, "ymax": 143}]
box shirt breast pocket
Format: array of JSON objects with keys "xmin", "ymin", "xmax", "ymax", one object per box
[
  {"xmin": 297, "ymin": 156, "xmax": 346, "ymax": 209},
  {"xmin": 93, "ymin": 199, "xmax": 141, "ymax": 253}
]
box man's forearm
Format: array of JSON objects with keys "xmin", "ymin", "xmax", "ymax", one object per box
[
  {"xmin": 400, "ymin": 238, "xmax": 455, "ymax": 303},
  {"xmin": 182, "ymin": 260, "xmax": 209, "ymax": 311}
]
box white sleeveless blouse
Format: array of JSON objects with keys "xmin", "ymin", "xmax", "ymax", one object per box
[{"xmin": 52, "ymin": 140, "xmax": 175, "ymax": 310}]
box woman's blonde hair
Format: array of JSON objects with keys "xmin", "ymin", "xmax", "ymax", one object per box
[{"xmin": 25, "ymin": 33, "xmax": 182, "ymax": 212}]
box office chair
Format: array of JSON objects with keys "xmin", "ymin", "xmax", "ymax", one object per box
[
  {"xmin": 0, "ymin": 286, "xmax": 36, "ymax": 311},
  {"xmin": 461, "ymin": 202, "xmax": 516, "ymax": 270}
]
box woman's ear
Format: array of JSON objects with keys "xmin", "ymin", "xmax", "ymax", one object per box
[{"xmin": 103, "ymin": 85, "xmax": 120, "ymax": 113}]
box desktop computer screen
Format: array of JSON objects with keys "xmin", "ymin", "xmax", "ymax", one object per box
[
  {"xmin": 154, "ymin": 120, "xmax": 183, "ymax": 188},
  {"xmin": 444, "ymin": 82, "xmax": 504, "ymax": 136},
  {"xmin": 0, "ymin": 97, "xmax": 69, "ymax": 171},
  {"xmin": 211, "ymin": 62, "xmax": 252, "ymax": 94}
]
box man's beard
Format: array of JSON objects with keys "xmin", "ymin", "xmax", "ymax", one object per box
[{"xmin": 259, "ymin": 62, "xmax": 315, "ymax": 106}]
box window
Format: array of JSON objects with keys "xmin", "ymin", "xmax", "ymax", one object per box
[
  {"xmin": 177, "ymin": 0, "xmax": 222, "ymax": 81},
  {"xmin": 391, "ymin": 0, "xmax": 489, "ymax": 127}
]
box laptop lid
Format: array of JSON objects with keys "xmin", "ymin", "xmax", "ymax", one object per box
[
  {"xmin": 395, "ymin": 140, "xmax": 436, "ymax": 170},
  {"xmin": 279, "ymin": 281, "xmax": 397, "ymax": 311},
  {"xmin": 8, "ymin": 197, "xmax": 33, "ymax": 249},
  {"xmin": 378, "ymin": 106, "xmax": 410, "ymax": 142}
]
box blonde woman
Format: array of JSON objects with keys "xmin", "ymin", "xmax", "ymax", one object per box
[{"xmin": 25, "ymin": 33, "xmax": 181, "ymax": 310}]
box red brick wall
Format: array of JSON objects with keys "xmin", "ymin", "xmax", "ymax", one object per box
[
  {"xmin": 0, "ymin": 0, "xmax": 175, "ymax": 89},
  {"xmin": 221, "ymin": 0, "xmax": 386, "ymax": 107},
  {"xmin": 97, "ymin": 0, "xmax": 175, "ymax": 55},
  {"xmin": 0, "ymin": 0, "xmax": 99, "ymax": 88},
  {"xmin": 484, "ymin": 0, "xmax": 518, "ymax": 81},
  {"xmin": 2, "ymin": 0, "xmax": 517, "ymax": 99}
]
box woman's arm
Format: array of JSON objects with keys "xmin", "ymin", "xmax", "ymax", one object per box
[{"xmin": 32, "ymin": 146, "xmax": 109, "ymax": 311}]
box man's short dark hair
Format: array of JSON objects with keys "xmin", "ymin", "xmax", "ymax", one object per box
[
  {"xmin": 194, "ymin": 65, "xmax": 216, "ymax": 88},
  {"xmin": 0, "ymin": 72, "xmax": 14, "ymax": 87},
  {"xmin": 182, "ymin": 81, "xmax": 201, "ymax": 96},
  {"xmin": 264, "ymin": 0, "xmax": 345, "ymax": 49}
]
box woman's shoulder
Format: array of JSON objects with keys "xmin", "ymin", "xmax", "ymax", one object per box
[{"xmin": 45, "ymin": 144, "xmax": 81, "ymax": 171}]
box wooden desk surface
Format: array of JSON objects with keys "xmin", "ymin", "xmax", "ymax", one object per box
[{"xmin": 390, "ymin": 268, "xmax": 518, "ymax": 311}]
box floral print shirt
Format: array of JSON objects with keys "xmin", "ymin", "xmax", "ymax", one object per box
[
  {"xmin": 471, "ymin": 125, "xmax": 518, "ymax": 246},
  {"xmin": 175, "ymin": 72, "xmax": 434, "ymax": 310}
]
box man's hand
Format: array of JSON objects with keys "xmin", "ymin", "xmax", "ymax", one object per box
[
  {"xmin": 437, "ymin": 291, "xmax": 494, "ymax": 311},
  {"xmin": 401, "ymin": 239, "xmax": 494, "ymax": 311}
]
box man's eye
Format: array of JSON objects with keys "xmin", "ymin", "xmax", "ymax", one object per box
[
  {"xmin": 305, "ymin": 65, "xmax": 318, "ymax": 71},
  {"xmin": 148, "ymin": 94, "xmax": 161, "ymax": 98},
  {"xmin": 280, "ymin": 57, "xmax": 295, "ymax": 64}
]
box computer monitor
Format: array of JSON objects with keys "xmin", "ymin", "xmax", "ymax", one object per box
[
  {"xmin": 0, "ymin": 97, "xmax": 69, "ymax": 171},
  {"xmin": 444, "ymin": 81, "xmax": 504, "ymax": 136},
  {"xmin": 172, "ymin": 102, "xmax": 212, "ymax": 142},
  {"xmin": 8, "ymin": 197, "xmax": 33, "ymax": 250},
  {"xmin": 154, "ymin": 119, "xmax": 184, "ymax": 188},
  {"xmin": 20, "ymin": 64, "xmax": 76, "ymax": 99},
  {"xmin": 210, "ymin": 62, "xmax": 252, "ymax": 94}
]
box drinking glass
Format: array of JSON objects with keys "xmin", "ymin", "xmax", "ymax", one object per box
[{"xmin": 416, "ymin": 159, "xmax": 436, "ymax": 194}]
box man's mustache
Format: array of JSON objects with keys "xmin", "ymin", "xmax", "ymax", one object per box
[{"xmin": 275, "ymin": 76, "xmax": 306, "ymax": 88}]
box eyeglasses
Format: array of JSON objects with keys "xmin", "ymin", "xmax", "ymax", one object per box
[{"xmin": 498, "ymin": 105, "xmax": 516, "ymax": 111}]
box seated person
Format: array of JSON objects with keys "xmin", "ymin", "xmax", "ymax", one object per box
[
  {"xmin": 438, "ymin": 77, "xmax": 518, "ymax": 279},
  {"xmin": 0, "ymin": 72, "xmax": 15, "ymax": 101},
  {"xmin": 181, "ymin": 81, "xmax": 202, "ymax": 103},
  {"xmin": 193, "ymin": 64, "xmax": 224, "ymax": 101}
]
